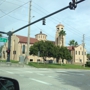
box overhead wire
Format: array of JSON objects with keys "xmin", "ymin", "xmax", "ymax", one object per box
[
  {"xmin": 0, "ymin": 0, "xmax": 6, "ymax": 5},
  {"xmin": 32, "ymin": 1, "xmax": 90, "ymax": 49},
  {"xmin": 0, "ymin": 1, "xmax": 29, "ymax": 18},
  {"xmin": 32, "ymin": 1, "xmax": 84, "ymax": 37}
]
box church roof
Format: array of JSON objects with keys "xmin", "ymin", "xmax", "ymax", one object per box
[
  {"xmin": 35, "ymin": 31, "xmax": 47, "ymax": 36},
  {"xmin": 16, "ymin": 35, "xmax": 38, "ymax": 44}
]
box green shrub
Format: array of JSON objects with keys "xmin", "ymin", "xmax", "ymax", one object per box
[{"xmin": 85, "ymin": 61, "xmax": 90, "ymax": 67}]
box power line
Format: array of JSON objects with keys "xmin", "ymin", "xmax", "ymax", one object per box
[
  {"xmin": 33, "ymin": 1, "xmax": 84, "ymax": 37},
  {"xmin": 0, "ymin": 1, "xmax": 29, "ymax": 18},
  {"xmin": 0, "ymin": 0, "xmax": 6, "ymax": 5},
  {"xmin": 0, "ymin": 9, "xmax": 28, "ymax": 22}
]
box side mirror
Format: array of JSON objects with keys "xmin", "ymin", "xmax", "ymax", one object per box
[{"xmin": 0, "ymin": 76, "xmax": 20, "ymax": 90}]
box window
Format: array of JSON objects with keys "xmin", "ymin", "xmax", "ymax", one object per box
[
  {"xmin": 57, "ymin": 28, "xmax": 59, "ymax": 30},
  {"xmin": 37, "ymin": 59, "xmax": 40, "ymax": 62},
  {"xmin": 79, "ymin": 51, "xmax": 80, "ymax": 55},
  {"xmin": 30, "ymin": 59, "xmax": 33, "ymax": 62},
  {"xmin": 3, "ymin": 51, "xmax": 5, "ymax": 54},
  {"xmin": 22, "ymin": 45, "xmax": 25, "ymax": 54},
  {"xmin": 76, "ymin": 51, "xmax": 77, "ymax": 55},
  {"xmin": 61, "ymin": 28, "xmax": 63, "ymax": 30},
  {"xmin": 80, "ymin": 59, "xmax": 82, "ymax": 62},
  {"xmin": 43, "ymin": 36, "xmax": 44, "ymax": 38},
  {"xmin": 85, "ymin": 52, "xmax": 86, "ymax": 55},
  {"xmin": 13, "ymin": 51, "xmax": 16, "ymax": 54}
]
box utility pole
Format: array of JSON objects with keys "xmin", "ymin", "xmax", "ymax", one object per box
[
  {"xmin": 83, "ymin": 34, "xmax": 85, "ymax": 67},
  {"xmin": 26, "ymin": 0, "xmax": 32, "ymax": 64}
]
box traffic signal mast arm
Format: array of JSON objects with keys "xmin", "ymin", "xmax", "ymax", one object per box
[{"xmin": 12, "ymin": 0, "xmax": 85, "ymax": 34}]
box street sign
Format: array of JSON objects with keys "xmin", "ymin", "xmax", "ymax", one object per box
[{"xmin": 0, "ymin": 37, "xmax": 8, "ymax": 42}]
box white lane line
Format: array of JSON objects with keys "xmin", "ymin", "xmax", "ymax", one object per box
[
  {"xmin": 25, "ymin": 71, "xmax": 33, "ymax": 73},
  {"xmin": 60, "ymin": 73, "xmax": 69, "ymax": 75},
  {"xmin": 6, "ymin": 71, "xmax": 14, "ymax": 74},
  {"xmin": 57, "ymin": 71, "xmax": 67, "ymax": 73},
  {"xmin": 30, "ymin": 78, "xmax": 52, "ymax": 85},
  {"xmin": 37, "ymin": 73, "xmax": 44, "ymax": 76},
  {"xmin": 19, "ymin": 75, "xmax": 24, "ymax": 77},
  {"xmin": 48, "ymin": 76, "xmax": 53, "ymax": 78}
]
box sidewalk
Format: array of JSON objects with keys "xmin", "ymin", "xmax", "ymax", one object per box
[{"xmin": 0, "ymin": 62, "xmax": 25, "ymax": 67}]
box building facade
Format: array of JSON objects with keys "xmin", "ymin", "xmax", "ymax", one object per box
[
  {"xmin": 1, "ymin": 24, "xmax": 87, "ymax": 64},
  {"xmin": 67, "ymin": 45, "xmax": 87, "ymax": 64}
]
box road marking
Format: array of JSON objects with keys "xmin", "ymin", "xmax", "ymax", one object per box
[
  {"xmin": 48, "ymin": 76, "xmax": 53, "ymax": 78},
  {"xmin": 19, "ymin": 75, "xmax": 24, "ymax": 77},
  {"xmin": 37, "ymin": 73, "xmax": 44, "ymax": 76},
  {"xmin": 25, "ymin": 71, "xmax": 33, "ymax": 73},
  {"xmin": 6, "ymin": 71, "xmax": 14, "ymax": 74},
  {"xmin": 57, "ymin": 71, "xmax": 67, "ymax": 73},
  {"xmin": 30, "ymin": 78, "xmax": 52, "ymax": 85}
]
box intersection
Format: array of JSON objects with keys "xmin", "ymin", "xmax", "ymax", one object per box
[{"xmin": 0, "ymin": 65, "xmax": 90, "ymax": 90}]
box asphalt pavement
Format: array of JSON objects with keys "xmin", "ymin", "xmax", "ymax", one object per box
[{"xmin": 0, "ymin": 64, "xmax": 90, "ymax": 90}]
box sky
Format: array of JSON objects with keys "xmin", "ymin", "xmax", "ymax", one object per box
[{"xmin": 0, "ymin": 0, "xmax": 90, "ymax": 53}]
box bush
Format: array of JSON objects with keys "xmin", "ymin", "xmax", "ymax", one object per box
[{"xmin": 85, "ymin": 61, "xmax": 90, "ymax": 67}]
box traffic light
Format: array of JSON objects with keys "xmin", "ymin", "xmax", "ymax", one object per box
[
  {"xmin": 6, "ymin": 49, "xmax": 10, "ymax": 54},
  {"xmin": 69, "ymin": 0, "xmax": 77, "ymax": 10},
  {"xmin": 69, "ymin": 2, "xmax": 73, "ymax": 10},
  {"xmin": 72, "ymin": 0, "xmax": 77, "ymax": 9},
  {"xmin": 42, "ymin": 18, "xmax": 46, "ymax": 25}
]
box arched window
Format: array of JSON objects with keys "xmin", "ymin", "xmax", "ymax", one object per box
[{"xmin": 22, "ymin": 45, "xmax": 25, "ymax": 54}]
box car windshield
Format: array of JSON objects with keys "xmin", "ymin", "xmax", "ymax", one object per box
[{"xmin": 0, "ymin": 0, "xmax": 90, "ymax": 90}]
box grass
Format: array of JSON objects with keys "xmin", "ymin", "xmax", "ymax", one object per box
[
  {"xmin": 28, "ymin": 62, "xmax": 90, "ymax": 69},
  {"xmin": 0, "ymin": 60, "xmax": 19, "ymax": 63}
]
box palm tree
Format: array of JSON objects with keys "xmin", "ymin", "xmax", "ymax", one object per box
[
  {"xmin": 74, "ymin": 41, "xmax": 78, "ymax": 46},
  {"xmin": 69, "ymin": 40, "xmax": 73, "ymax": 46},
  {"xmin": 59, "ymin": 29, "xmax": 66, "ymax": 46},
  {"xmin": 68, "ymin": 40, "xmax": 78, "ymax": 46}
]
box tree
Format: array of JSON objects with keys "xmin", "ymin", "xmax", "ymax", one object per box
[
  {"xmin": 53, "ymin": 46, "xmax": 61, "ymax": 63},
  {"xmin": 74, "ymin": 41, "xmax": 78, "ymax": 46},
  {"xmin": 87, "ymin": 53, "xmax": 90, "ymax": 60},
  {"xmin": 68, "ymin": 40, "xmax": 78, "ymax": 46},
  {"xmin": 59, "ymin": 29, "xmax": 66, "ymax": 46},
  {"xmin": 60, "ymin": 46, "xmax": 72, "ymax": 64},
  {"xmin": 30, "ymin": 41, "xmax": 55, "ymax": 62}
]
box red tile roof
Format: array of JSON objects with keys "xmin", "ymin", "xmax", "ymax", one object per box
[
  {"xmin": 16, "ymin": 35, "xmax": 38, "ymax": 44},
  {"xmin": 67, "ymin": 46, "xmax": 75, "ymax": 51}
]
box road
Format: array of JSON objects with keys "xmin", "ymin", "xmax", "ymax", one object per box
[{"xmin": 0, "ymin": 65, "xmax": 90, "ymax": 90}]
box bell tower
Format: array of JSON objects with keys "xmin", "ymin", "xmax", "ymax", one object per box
[{"xmin": 55, "ymin": 24, "xmax": 65, "ymax": 46}]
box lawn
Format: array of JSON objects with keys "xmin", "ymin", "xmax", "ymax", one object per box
[
  {"xmin": 28, "ymin": 62, "xmax": 90, "ymax": 69},
  {"xmin": 0, "ymin": 60, "xmax": 19, "ymax": 63}
]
